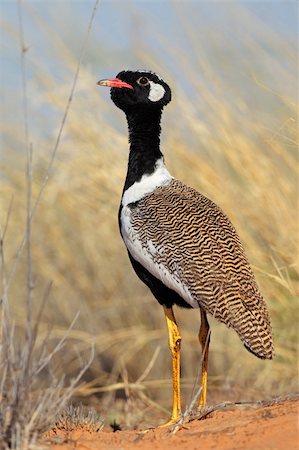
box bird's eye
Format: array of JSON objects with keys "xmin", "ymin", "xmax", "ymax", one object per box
[{"xmin": 137, "ymin": 77, "xmax": 149, "ymax": 86}]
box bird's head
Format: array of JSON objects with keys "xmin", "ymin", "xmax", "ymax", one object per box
[{"xmin": 97, "ymin": 70, "xmax": 171, "ymax": 113}]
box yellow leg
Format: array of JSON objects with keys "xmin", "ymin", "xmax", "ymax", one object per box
[
  {"xmin": 198, "ymin": 309, "xmax": 210, "ymax": 410},
  {"xmin": 162, "ymin": 307, "xmax": 182, "ymax": 425}
]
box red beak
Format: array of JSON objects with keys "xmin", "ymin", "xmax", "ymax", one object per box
[{"xmin": 97, "ymin": 78, "xmax": 133, "ymax": 90}]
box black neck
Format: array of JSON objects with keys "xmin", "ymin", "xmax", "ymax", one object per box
[{"xmin": 123, "ymin": 107, "xmax": 164, "ymax": 191}]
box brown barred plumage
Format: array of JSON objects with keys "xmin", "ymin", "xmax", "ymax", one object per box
[{"xmin": 126, "ymin": 179, "xmax": 273, "ymax": 359}]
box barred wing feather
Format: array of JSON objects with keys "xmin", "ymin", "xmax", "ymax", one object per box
[{"xmin": 120, "ymin": 179, "xmax": 273, "ymax": 360}]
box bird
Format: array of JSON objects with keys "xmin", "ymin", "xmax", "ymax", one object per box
[{"xmin": 97, "ymin": 70, "xmax": 274, "ymax": 426}]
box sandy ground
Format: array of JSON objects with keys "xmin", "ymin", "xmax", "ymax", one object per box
[{"xmin": 44, "ymin": 397, "xmax": 298, "ymax": 450}]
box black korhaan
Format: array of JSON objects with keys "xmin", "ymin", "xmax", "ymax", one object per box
[{"xmin": 97, "ymin": 70, "xmax": 273, "ymax": 425}]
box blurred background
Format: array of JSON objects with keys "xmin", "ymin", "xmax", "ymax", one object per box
[{"xmin": 0, "ymin": 0, "xmax": 298, "ymax": 427}]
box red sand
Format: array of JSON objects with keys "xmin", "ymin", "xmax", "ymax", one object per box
[{"xmin": 44, "ymin": 397, "xmax": 298, "ymax": 450}]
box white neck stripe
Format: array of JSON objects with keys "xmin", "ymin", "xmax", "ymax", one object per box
[{"xmin": 122, "ymin": 158, "xmax": 173, "ymax": 207}]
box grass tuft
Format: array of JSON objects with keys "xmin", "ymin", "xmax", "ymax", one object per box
[{"xmin": 53, "ymin": 404, "xmax": 104, "ymax": 433}]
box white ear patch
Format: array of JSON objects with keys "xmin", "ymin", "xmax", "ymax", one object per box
[{"xmin": 148, "ymin": 81, "xmax": 165, "ymax": 102}]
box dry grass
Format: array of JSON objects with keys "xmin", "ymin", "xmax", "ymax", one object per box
[
  {"xmin": 53, "ymin": 404, "xmax": 104, "ymax": 433},
  {"xmin": 0, "ymin": 2, "xmax": 96, "ymax": 447},
  {"xmin": 0, "ymin": 1, "xmax": 298, "ymax": 434},
  {"xmin": 0, "ymin": 302, "xmax": 91, "ymax": 448}
]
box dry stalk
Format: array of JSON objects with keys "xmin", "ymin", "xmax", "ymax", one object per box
[{"xmin": 0, "ymin": 0, "xmax": 99, "ymax": 447}]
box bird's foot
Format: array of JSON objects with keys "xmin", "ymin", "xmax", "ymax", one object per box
[
  {"xmin": 197, "ymin": 405, "xmax": 206, "ymax": 414},
  {"xmin": 158, "ymin": 415, "xmax": 182, "ymax": 428},
  {"xmin": 198, "ymin": 396, "xmax": 208, "ymax": 413}
]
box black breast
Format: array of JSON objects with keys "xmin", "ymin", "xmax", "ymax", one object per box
[{"xmin": 127, "ymin": 251, "xmax": 192, "ymax": 309}]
